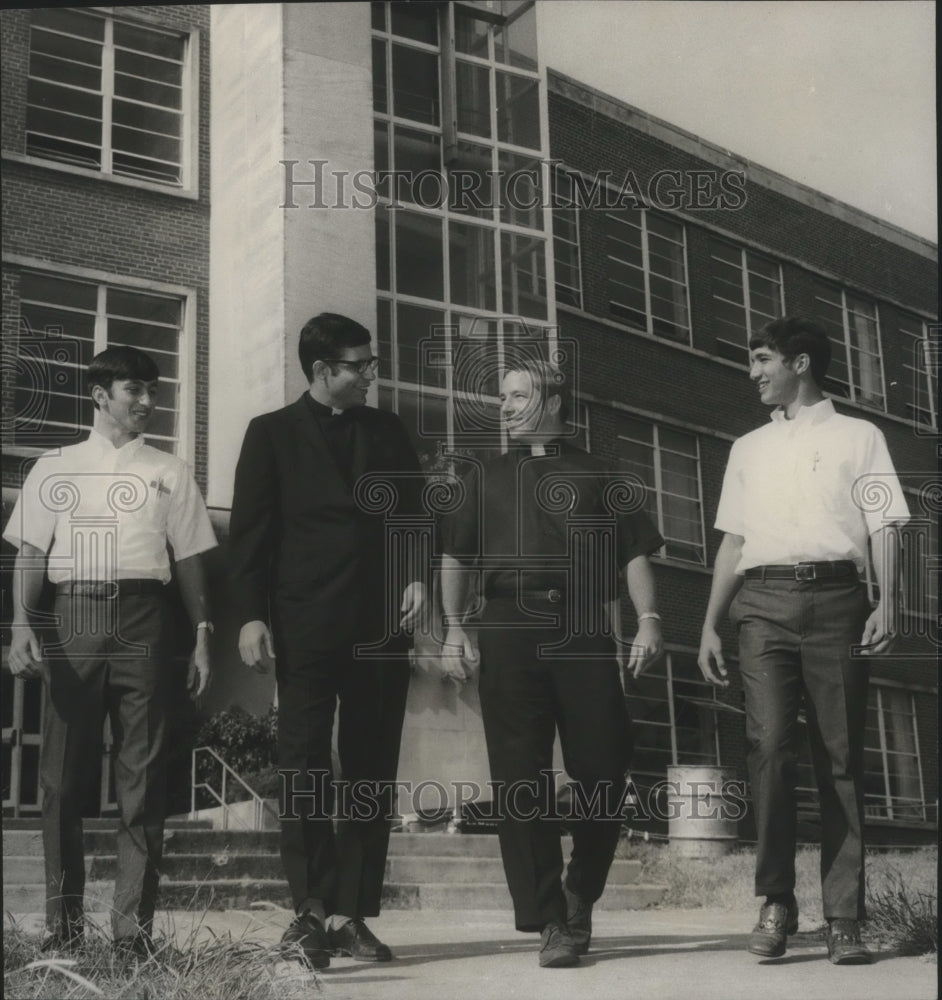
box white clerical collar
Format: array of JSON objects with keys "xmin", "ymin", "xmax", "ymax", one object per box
[
  {"xmin": 769, "ymin": 397, "xmax": 835, "ymax": 427},
  {"xmin": 530, "ymin": 443, "xmax": 547, "ymax": 456}
]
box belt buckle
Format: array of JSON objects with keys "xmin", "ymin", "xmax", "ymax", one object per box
[
  {"xmin": 794, "ymin": 563, "xmax": 816, "ymax": 582},
  {"xmin": 547, "ymin": 588, "xmax": 562, "ymax": 603}
]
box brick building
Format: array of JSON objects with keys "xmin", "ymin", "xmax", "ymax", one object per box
[{"xmin": 2, "ymin": 3, "xmax": 937, "ymax": 842}]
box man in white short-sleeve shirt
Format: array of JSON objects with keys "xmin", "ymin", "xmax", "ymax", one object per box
[
  {"xmin": 4, "ymin": 345, "xmax": 216, "ymax": 958},
  {"xmin": 697, "ymin": 316, "xmax": 908, "ymax": 967}
]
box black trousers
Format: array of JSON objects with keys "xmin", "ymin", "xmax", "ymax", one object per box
[
  {"xmin": 42, "ymin": 590, "xmax": 169, "ymax": 940},
  {"xmin": 478, "ymin": 598, "xmax": 632, "ymax": 932},
  {"xmin": 276, "ymin": 646, "xmax": 410, "ymax": 918},
  {"xmin": 732, "ymin": 577, "xmax": 871, "ymax": 919}
]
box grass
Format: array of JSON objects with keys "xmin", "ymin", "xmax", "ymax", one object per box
[
  {"xmin": 2, "ymin": 909, "xmax": 320, "ymax": 1000},
  {"xmin": 618, "ymin": 837, "xmax": 938, "ymax": 957}
]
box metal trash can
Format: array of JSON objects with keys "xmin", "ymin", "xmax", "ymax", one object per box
[{"xmin": 666, "ymin": 765, "xmax": 739, "ymax": 859}]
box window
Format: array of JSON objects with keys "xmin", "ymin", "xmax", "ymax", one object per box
[
  {"xmin": 624, "ymin": 652, "xmax": 722, "ymax": 785},
  {"xmin": 812, "ymin": 280, "xmax": 885, "ymax": 409},
  {"xmin": 373, "ymin": 1, "xmax": 552, "ymax": 470},
  {"xmin": 795, "ymin": 685, "xmax": 927, "ymax": 823},
  {"xmin": 708, "ymin": 238, "xmax": 783, "ymax": 364},
  {"xmin": 552, "ymin": 171, "xmax": 582, "ymax": 309},
  {"xmin": 613, "ymin": 415, "xmax": 704, "ymax": 564},
  {"xmin": 898, "ymin": 315, "xmax": 938, "ymax": 429},
  {"xmin": 26, "ymin": 8, "xmax": 192, "ymax": 187},
  {"xmin": 568, "ymin": 399, "xmax": 589, "ymax": 452},
  {"xmin": 12, "ymin": 271, "xmax": 185, "ymax": 454},
  {"xmin": 604, "ymin": 208, "xmax": 689, "ymax": 343}
]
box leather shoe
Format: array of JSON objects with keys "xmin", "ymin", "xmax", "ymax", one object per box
[
  {"xmin": 563, "ymin": 883, "xmax": 592, "ymax": 955},
  {"xmin": 826, "ymin": 919, "xmax": 872, "ymax": 965},
  {"xmin": 747, "ymin": 899, "xmax": 799, "ymax": 957},
  {"xmin": 280, "ymin": 911, "xmax": 331, "ymax": 969},
  {"xmin": 539, "ymin": 920, "xmax": 579, "ymax": 968},
  {"xmin": 328, "ymin": 918, "xmax": 393, "ymax": 962}
]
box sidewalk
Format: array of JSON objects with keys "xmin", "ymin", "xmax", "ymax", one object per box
[{"xmin": 9, "ymin": 906, "xmax": 935, "ymax": 1000}]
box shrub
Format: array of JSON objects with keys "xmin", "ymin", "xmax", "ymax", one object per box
[
  {"xmin": 866, "ymin": 863, "xmax": 937, "ymax": 957},
  {"xmin": 192, "ymin": 706, "xmax": 278, "ymax": 807}
]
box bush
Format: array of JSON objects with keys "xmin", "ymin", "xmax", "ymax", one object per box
[
  {"xmin": 866, "ymin": 863, "xmax": 937, "ymax": 957},
  {"xmin": 193, "ymin": 706, "xmax": 278, "ymax": 807}
]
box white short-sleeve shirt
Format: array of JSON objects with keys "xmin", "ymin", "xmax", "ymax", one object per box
[
  {"xmin": 715, "ymin": 399, "xmax": 910, "ymax": 574},
  {"xmin": 3, "ymin": 430, "xmax": 217, "ymax": 584}
]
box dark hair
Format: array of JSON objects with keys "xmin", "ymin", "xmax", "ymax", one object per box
[
  {"xmin": 749, "ymin": 316, "xmax": 831, "ymax": 386},
  {"xmin": 86, "ymin": 346, "xmax": 159, "ymax": 408},
  {"xmin": 502, "ymin": 357, "xmax": 572, "ymax": 423},
  {"xmin": 298, "ymin": 312, "xmax": 371, "ymax": 382}
]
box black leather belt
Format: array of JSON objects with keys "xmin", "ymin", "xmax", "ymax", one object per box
[
  {"xmin": 487, "ymin": 588, "xmax": 564, "ymax": 603},
  {"xmin": 56, "ymin": 579, "xmax": 165, "ymax": 599},
  {"xmin": 743, "ymin": 561, "xmax": 858, "ymax": 582}
]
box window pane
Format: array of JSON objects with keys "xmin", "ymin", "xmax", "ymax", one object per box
[
  {"xmin": 392, "ymin": 44, "xmax": 439, "ymax": 125},
  {"xmin": 376, "ymin": 204, "xmax": 391, "ymax": 291},
  {"xmin": 501, "ymin": 232, "xmax": 547, "ymax": 319},
  {"xmin": 395, "ymin": 211, "xmax": 444, "ymax": 300},
  {"xmin": 496, "ymin": 71, "xmax": 540, "ymax": 149},
  {"xmin": 494, "ymin": 6, "xmax": 538, "ymax": 71},
  {"xmin": 372, "ymin": 39, "xmax": 387, "ymax": 113},
  {"xmin": 396, "ymin": 302, "xmax": 445, "ymax": 387},
  {"xmin": 390, "ymin": 3, "xmax": 438, "ymax": 45},
  {"xmin": 498, "ymin": 150, "xmax": 543, "ymax": 230},
  {"xmin": 393, "ymin": 126, "xmax": 442, "ymax": 206},
  {"xmin": 455, "ymin": 9, "xmax": 489, "ymax": 58},
  {"xmin": 450, "ymin": 220, "xmax": 496, "ymax": 311},
  {"xmin": 456, "ymin": 60, "xmax": 491, "ymax": 138},
  {"xmin": 447, "ymin": 140, "xmax": 493, "ymax": 219}
]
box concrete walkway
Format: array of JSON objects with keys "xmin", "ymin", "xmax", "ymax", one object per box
[{"xmin": 8, "ymin": 906, "xmax": 935, "ymax": 1000}]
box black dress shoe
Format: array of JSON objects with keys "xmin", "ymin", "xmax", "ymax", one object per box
[
  {"xmin": 539, "ymin": 920, "xmax": 579, "ymax": 968},
  {"xmin": 747, "ymin": 899, "xmax": 799, "ymax": 957},
  {"xmin": 826, "ymin": 919, "xmax": 872, "ymax": 965},
  {"xmin": 280, "ymin": 911, "xmax": 331, "ymax": 969},
  {"xmin": 328, "ymin": 919, "xmax": 393, "ymax": 961},
  {"xmin": 563, "ymin": 883, "xmax": 593, "ymax": 955}
]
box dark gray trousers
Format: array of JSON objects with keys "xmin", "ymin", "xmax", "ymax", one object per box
[
  {"xmin": 731, "ymin": 577, "xmax": 871, "ymax": 919},
  {"xmin": 41, "ymin": 590, "xmax": 169, "ymax": 940}
]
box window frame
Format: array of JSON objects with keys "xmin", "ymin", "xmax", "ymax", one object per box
[
  {"xmin": 812, "ymin": 280, "xmax": 887, "ymax": 411},
  {"xmin": 23, "ymin": 8, "xmax": 199, "ymax": 196},
  {"xmin": 7, "ymin": 262, "xmax": 195, "ymax": 463},
  {"xmin": 551, "ymin": 170, "xmax": 583, "ymax": 309},
  {"xmin": 707, "ymin": 237, "xmax": 785, "ymax": 364},
  {"xmin": 604, "ymin": 206, "xmax": 691, "ymax": 345},
  {"xmin": 897, "ymin": 315, "xmax": 938, "ymax": 430},
  {"xmin": 613, "ymin": 415, "xmax": 707, "ymax": 566}
]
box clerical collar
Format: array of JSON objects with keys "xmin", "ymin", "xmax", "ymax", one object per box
[{"xmin": 304, "ymin": 393, "xmax": 344, "ymax": 418}]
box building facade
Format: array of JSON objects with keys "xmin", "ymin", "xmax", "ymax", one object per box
[{"xmin": 2, "ymin": 2, "xmax": 937, "ymax": 842}]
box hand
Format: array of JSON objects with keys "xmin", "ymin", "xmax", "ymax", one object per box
[
  {"xmin": 623, "ymin": 618, "xmax": 663, "ymax": 679},
  {"xmin": 187, "ymin": 631, "xmax": 212, "ymax": 700},
  {"xmin": 400, "ymin": 581, "xmax": 427, "ymax": 631},
  {"xmin": 439, "ymin": 625, "xmax": 479, "ymax": 688},
  {"xmin": 697, "ymin": 626, "xmax": 729, "ymax": 687},
  {"xmin": 8, "ymin": 626, "xmax": 44, "ymax": 680},
  {"xmin": 859, "ymin": 603, "xmax": 897, "ymax": 656},
  {"xmin": 239, "ymin": 620, "xmax": 275, "ymax": 673}
]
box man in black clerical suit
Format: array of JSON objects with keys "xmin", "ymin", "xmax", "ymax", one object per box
[
  {"xmin": 440, "ymin": 359, "xmax": 664, "ymax": 968},
  {"xmin": 229, "ymin": 313, "xmax": 426, "ymax": 969}
]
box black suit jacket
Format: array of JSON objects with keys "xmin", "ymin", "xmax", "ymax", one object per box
[{"xmin": 229, "ymin": 395, "xmax": 424, "ymax": 656}]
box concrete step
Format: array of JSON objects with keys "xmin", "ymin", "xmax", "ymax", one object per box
[
  {"xmin": 1, "ymin": 818, "xmax": 213, "ymax": 831},
  {"xmin": 3, "ymin": 830, "xmax": 514, "ymax": 859},
  {"xmin": 3, "ymin": 878, "xmax": 666, "ymax": 913},
  {"xmin": 4, "ymin": 853, "xmax": 644, "ymax": 887}
]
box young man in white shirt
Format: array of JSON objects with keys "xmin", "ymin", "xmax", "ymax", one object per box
[
  {"xmin": 5, "ymin": 346, "xmax": 216, "ymax": 958},
  {"xmin": 697, "ymin": 316, "xmax": 909, "ymax": 965}
]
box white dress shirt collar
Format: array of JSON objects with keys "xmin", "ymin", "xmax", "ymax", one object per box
[{"xmin": 769, "ymin": 397, "xmax": 834, "ymax": 427}]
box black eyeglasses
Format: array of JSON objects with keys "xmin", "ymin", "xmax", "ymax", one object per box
[{"xmin": 322, "ymin": 356, "xmax": 380, "ymax": 375}]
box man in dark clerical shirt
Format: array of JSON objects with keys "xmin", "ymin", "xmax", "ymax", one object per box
[
  {"xmin": 439, "ymin": 359, "xmax": 664, "ymax": 968},
  {"xmin": 229, "ymin": 313, "xmax": 426, "ymax": 970}
]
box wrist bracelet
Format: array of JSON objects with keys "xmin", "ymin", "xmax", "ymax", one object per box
[{"xmin": 638, "ymin": 612, "xmax": 661, "ymax": 623}]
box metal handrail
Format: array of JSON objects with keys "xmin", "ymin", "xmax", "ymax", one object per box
[{"xmin": 189, "ymin": 745, "xmax": 277, "ymax": 831}]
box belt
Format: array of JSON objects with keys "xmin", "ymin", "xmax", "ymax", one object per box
[
  {"xmin": 56, "ymin": 579, "xmax": 165, "ymax": 599},
  {"xmin": 743, "ymin": 561, "xmax": 858, "ymax": 582},
  {"xmin": 487, "ymin": 588, "xmax": 564, "ymax": 603}
]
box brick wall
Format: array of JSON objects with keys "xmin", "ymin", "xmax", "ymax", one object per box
[{"xmin": 1, "ymin": 5, "xmax": 211, "ymax": 490}]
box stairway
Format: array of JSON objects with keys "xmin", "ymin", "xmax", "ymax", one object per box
[{"xmin": 2, "ymin": 818, "xmax": 667, "ymax": 913}]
